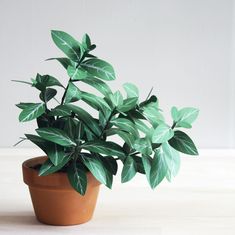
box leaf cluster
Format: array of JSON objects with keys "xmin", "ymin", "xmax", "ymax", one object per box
[{"xmin": 14, "ymin": 30, "xmax": 199, "ymax": 195}]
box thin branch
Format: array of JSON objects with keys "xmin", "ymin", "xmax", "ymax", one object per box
[{"xmin": 146, "ymin": 87, "xmax": 153, "ymax": 100}]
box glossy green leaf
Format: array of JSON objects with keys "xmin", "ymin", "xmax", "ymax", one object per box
[
  {"xmin": 49, "ymin": 105, "xmax": 72, "ymax": 116},
  {"xmin": 63, "ymin": 117, "xmax": 78, "ymax": 139},
  {"xmin": 34, "ymin": 74, "xmax": 63, "ymax": 90},
  {"xmin": 99, "ymin": 156, "xmax": 118, "ymax": 175},
  {"xmin": 176, "ymin": 107, "xmax": 199, "ymax": 127},
  {"xmin": 51, "ymin": 30, "xmax": 82, "ymax": 62},
  {"xmin": 36, "ymin": 127, "xmax": 76, "ymax": 147},
  {"xmin": 67, "ymin": 162, "xmax": 87, "ymax": 195},
  {"xmin": 105, "ymin": 128, "xmax": 135, "ymax": 148},
  {"xmin": 39, "ymin": 157, "xmax": 71, "ymax": 176},
  {"xmin": 81, "ymin": 154, "xmax": 110, "ymax": 187},
  {"xmin": 134, "ymin": 156, "xmax": 145, "ymax": 174},
  {"xmin": 80, "ymin": 77, "xmax": 112, "ymax": 97},
  {"xmin": 133, "ymin": 138, "xmax": 152, "ymax": 155},
  {"xmin": 27, "ymin": 134, "xmax": 69, "ymax": 166},
  {"xmin": 82, "ymin": 33, "xmax": 91, "ymax": 50},
  {"xmin": 121, "ymin": 155, "xmax": 137, "ymax": 183},
  {"xmin": 64, "ymin": 82, "xmax": 82, "ymax": 103},
  {"xmin": 111, "ymin": 118, "xmax": 139, "ymax": 137},
  {"xmin": 139, "ymin": 95, "xmax": 158, "ymax": 108},
  {"xmin": 152, "ymin": 123, "xmax": 174, "ymax": 144},
  {"xmin": 168, "ymin": 130, "xmax": 198, "ymax": 155},
  {"xmin": 82, "ymin": 140, "xmax": 125, "ymax": 159},
  {"xmin": 12, "ymin": 80, "xmax": 32, "ymax": 86},
  {"xmin": 117, "ymin": 97, "xmax": 138, "ymax": 113},
  {"xmin": 81, "ymin": 58, "xmax": 115, "ymax": 81},
  {"xmin": 16, "ymin": 102, "xmax": 35, "ymax": 109},
  {"xmin": 171, "ymin": 106, "xmax": 179, "ymax": 121},
  {"xmin": 162, "ymin": 143, "xmax": 181, "ymax": 181},
  {"xmin": 110, "ymin": 91, "xmax": 123, "ymax": 107},
  {"xmin": 81, "ymin": 92, "xmax": 111, "ymax": 113},
  {"xmin": 46, "ymin": 57, "xmax": 76, "ymax": 69},
  {"xmin": 67, "ymin": 65, "xmax": 88, "ymax": 80},
  {"xmin": 133, "ymin": 119, "xmax": 150, "ymax": 135},
  {"xmin": 67, "ymin": 104, "xmax": 101, "ymax": 136},
  {"xmin": 142, "ymin": 104, "xmax": 164, "ymax": 127},
  {"xmin": 141, "ymin": 155, "xmax": 152, "ymax": 185},
  {"xmin": 150, "ymin": 149, "xmax": 168, "ymax": 188},
  {"xmin": 123, "ymin": 83, "xmax": 139, "ymax": 98},
  {"xmin": 39, "ymin": 88, "xmax": 57, "ymax": 102},
  {"xmin": 19, "ymin": 103, "xmax": 45, "ymax": 122}
]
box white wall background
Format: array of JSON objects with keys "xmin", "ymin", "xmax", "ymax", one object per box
[{"xmin": 0, "ymin": 0, "xmax": 234, "ymax": 148}]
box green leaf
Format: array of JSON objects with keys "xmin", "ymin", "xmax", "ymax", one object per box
[
  {"xmin": 67, "ymin": 162, "xmax": 87, "ymax": 195},
  {"xmin": 169, "ymin": 130, "xmax": 198, "ymax": 155},
  {"xmin": 67, "ymin": 65, "xmax": 88, "ymax": 80},
  {"xmin": 49, "ymin": 105, "xmax": 72, "ymax": 116},
  {"xmin": 171, "ymin": 106, "xmax": 179, "ymax": 121},
  {"xmin": 80, "ymin": 77, "xmax": 112, "ymax": 97},
  {"xmin": 34, "ymin": 74, "xmax": 64, "ymax": 90},
  {"xmin": 26, "ymin": 134, "xmax": 70, "ymax": 166},
  {"xmin": 64, "ymin": 82, "xmax": 82, "ymax": 103},
  {"xmin": 63, "ymin": 117, "xmax": 78, "ymax": 139},
  {"xmin": 141, "ymin": 155, "xmax": 152, "ymax": 185},
  {"xmin": 12, "ymin": 79, "xmax": 32, "ymax": 85},
  {"xmin": 133, "ymin": 138, "xmax": 152, "ymax": 155},
  {"xmin": 110, "ymin": 91, "xmax": 123, "ymax": 107},
  {"xmin": 51, "ymin": 30, "xmax": 82, "ymax": 62},
  {"xmin": 81, "ymin": 58, "xmax": 116, "ymax": 81},
  {"xmin": 123, "ymin": 83, "xmax": 139, "ymax": 98},
  {"xmin": 99, "ymin": 156, "xmax": 118, "ymax": 175},
  {"xmin": 162, "ymin": 143, "xmax": 181, "ymax": 181},
  {"xmin": 81, "ymin": 92, "xmax": 111, "ymax": 113},
  {"xmin": 39, "ymin": 157, "xmax": 71, "ymax": 176},
  {"xmin": 150, "ymin": 149, "xmax": 168, "ymax": 188},
  {"xmin": 105, "ymin": 128, "xmax": 135, "ymax": 148},
  {"xmin": 19, "ymin": 103, "xmax": 45, "ymax": 122},
  {"xmin": 45, "ymin": 144, "xmax": 68, "ymax": 166},
  {"xmin": 111, "ymin": 118, "xmax": 139, "ymax": 137},
  {"xmin": 81, "ymin": 154, "xmax": 110, "ymax": 187},
  {"xmin": 134, "ymin": 156, "xmax": 145, "ymax": 174},
  {"xmin": 121, "ymin": 155, "xmax": 137, "ymax": 183},
  {"xmin": 67, "ymin": 104, "xmax": 101, "ymax": 136},
  {"xmin": 152, "ymin": 123, "xmax": 174, "ymax": 144},
  {"xmin": 139, "ymin": 95, "xmax": 158, "ymax": 108},
  {"xmin": 82, "ymin": 140, "xmax": 125, "ymax": 160},
  {"xmin": 39, "ymin": 88, "xmax": 57, "ymax": 102},
  {"xmin": 134, "ymin": 119, "xmax": 150, "ymax": 135},
  {"xmin": 46, "ymin": 57, "xmax": 76, "ymax": 69},
  {"xmin": 176, "ymin": 107, "xmax": 199, "ymax": 127},
  {"xmin": 117, "ymin": 97, "xmax": 138, "ymax": 113},
  {"xmin": 16, "ymin": 102, "xmax": 35, "ymax": 109},
  {"xmin": 142, "ymin": 104, "xmax": 164, "ymax": 127},
  {"xmin": 82, "ymin": 33, "xmax": 91, "ymax": 50},
  {"xmin": 36, "ymin": 127, "xmax": 76, "ymax": 147}
]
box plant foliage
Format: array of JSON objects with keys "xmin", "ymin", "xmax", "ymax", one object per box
[{"xmin": 15, "ymin": 30, "xmax": 199, "ymax": 195}]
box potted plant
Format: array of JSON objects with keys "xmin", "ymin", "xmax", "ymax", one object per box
[{"xmin": 14, "ymin": 30, "xmax": 199, "ymax": 226}]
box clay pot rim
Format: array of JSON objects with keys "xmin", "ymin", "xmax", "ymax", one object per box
[
  {"xmin": 22, "ymin": 156, "xmax": 67, "ymax": 176},
  {"xmin": 22, "ymin": 156, "xmax": 100, "ymax": 189}
]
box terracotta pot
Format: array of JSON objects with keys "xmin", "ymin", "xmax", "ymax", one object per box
[{"xmin": 22, "ymin": 156, "xmax": 100, "ymax": 226}]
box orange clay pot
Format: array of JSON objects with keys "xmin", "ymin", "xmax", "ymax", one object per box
[{"xmin": 22, "ymin": 156, "xmax": 100, "ymax": 226}]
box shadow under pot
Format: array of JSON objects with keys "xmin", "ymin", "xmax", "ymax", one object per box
[{"xmin": 22, "ymin": 156, "xmax": 100, "ymax": 226}]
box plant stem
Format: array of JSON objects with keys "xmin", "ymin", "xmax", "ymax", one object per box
[
  {"xmin": 171, "ymin": 122, "xmax": 176, "ymax": 129},
  {"xmin": 60, "ymin": 52, "xmax": 87, "ymax": 105},
  {"xmin": 99, "ymin": 109, "xmax": 116, "ymax": 138}
]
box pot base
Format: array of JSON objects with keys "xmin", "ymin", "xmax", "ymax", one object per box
[{"xmin": 23, "ymin": 157, "xmax": 100, "ymax": 226}]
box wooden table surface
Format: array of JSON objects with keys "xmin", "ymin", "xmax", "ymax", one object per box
[{"xmin": 0, "ymin": 148, "xmax": 235, "ymax": 235}]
